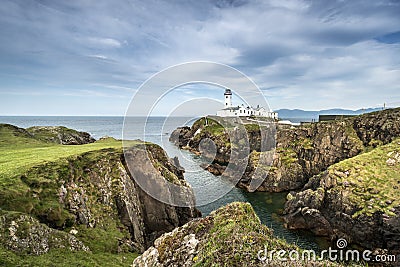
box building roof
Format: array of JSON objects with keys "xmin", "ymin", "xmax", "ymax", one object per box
[{"xmin": 222, "ymin": 106, "xmax": 240, "ymax": 111}]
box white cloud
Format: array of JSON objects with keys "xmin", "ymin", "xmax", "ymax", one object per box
[
  {"xmin": 88, "ymin": 54, "xmax": 108, "ymax": 60},
  {"xmin": 85, "ymin": 37, "xmax": 122, "ymax": 48}
]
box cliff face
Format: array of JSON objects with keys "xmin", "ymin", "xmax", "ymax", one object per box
[
  {"xmin": 0, "ymin": 125, "xmax": 200, "ymax": 264},
  {"xmin": 283, "ymin": 139, "xmax": 400, "ymax": 256},
  {"xmin": 170, "ymin": 108, "xmax": 400, "ymax": 192},
  {"xmin": 1, "ymin": 145, "xmax": 199, "ymax": 255},
  {"xmin": 133, "ymin": 202, "xmax": 342, "ymax": 267}
]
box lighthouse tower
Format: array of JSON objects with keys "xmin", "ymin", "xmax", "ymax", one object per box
[{"xmin": 224, "ymin": 89, "xmax": 232, "ymax": 107}]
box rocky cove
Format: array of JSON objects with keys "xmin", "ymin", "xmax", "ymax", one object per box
[{"xmin": 169, "ymin": 108, "xmax": 400, "ymax": 263}]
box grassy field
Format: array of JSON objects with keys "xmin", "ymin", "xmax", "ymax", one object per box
[
  {"xmin": 330, "ymin": 138, "xmax": 400, "ymax": 217},
  {"xmin": 0, "ymin": 246, "xmax": 138, "ymax": 267},
  {"xmin": 0, "ymin": 124, "xmax": 139, "ymax": 186}
]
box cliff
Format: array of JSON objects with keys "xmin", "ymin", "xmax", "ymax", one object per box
[
  {"xmin": 283, "ymin": 138, "xmax": 400, "ymax": 256},
  {"xmin": 133, "ymin": 202, "xmax": 344, "ymax": 267},
  {"xmin": 0, "ymin": 124, "xmax": 199, "ymax": 266},
  {"xmin": 170, "ymin": 108, "xmax": 400, "ymax": 192}
]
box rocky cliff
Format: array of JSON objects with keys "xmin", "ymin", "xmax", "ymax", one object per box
[
  {"xmin": 170, "ymin": 108, "xmax": 400, "ymax": 192},
  {"xmin": 133, "ymin": 202, "xmax": 343, "ymax": 267},
  {"xmin": 0, "ymin": 124, "xmax": 200, "ymax": 265},
  {"xmin": 283, "ymin": 138, "xmax": 400, "ymax": 257}
]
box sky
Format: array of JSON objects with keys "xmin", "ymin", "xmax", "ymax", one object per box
[{"xmin": 0, "ymin": 0, "xmax": 399, "ymax": 116}]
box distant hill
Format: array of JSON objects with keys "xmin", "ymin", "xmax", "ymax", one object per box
[{"xmin": 276, "ymin": 107, "xmax": 383, "ymax": 121}]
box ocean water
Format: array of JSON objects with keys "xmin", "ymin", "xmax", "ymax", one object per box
[{"xmin": 0, "ymin": 116, "xmax": 327, "ymax": 251}]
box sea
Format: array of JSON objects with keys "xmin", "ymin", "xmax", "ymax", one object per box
[{"xmin": 0, "ymin": 116, "xmax": 328, "ymax": 251}]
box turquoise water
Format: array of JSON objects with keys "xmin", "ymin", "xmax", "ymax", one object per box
[
  {"xmin": 163, "ymin": 141, "xmax": 328, "ymax": 251},
  {"xmin": 0, "ymin": 116, "xmax": 327, "ymax": 251}
]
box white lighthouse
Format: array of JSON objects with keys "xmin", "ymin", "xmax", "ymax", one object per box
[{"xmin": 224, "ymin": 89, "xmax": 232, "ymax": 107}]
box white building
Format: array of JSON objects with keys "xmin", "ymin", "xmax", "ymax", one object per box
[{"xmin": 216, "ymin": 89, "xmax": 278, "ymax": 119}]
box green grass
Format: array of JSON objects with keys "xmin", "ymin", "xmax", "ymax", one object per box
[
  {"xmin": 192, "ymin": 202, "xmax": 303, "ymax": 266},
  {"xmin": 0, "ymin": 124, "xmax": 46, "ymax": 148},
  {"xmin": 74, "ymin": 217, "xmax": 132, "ymax": 254},
  {"xmin": 291, "ymin": 137, "xmax": 313, "ymax": 150},
  {"xmin": 244, "ymin": 123, "xmax": 261, "ymax": 132},
  {"xmin": 0, "ymin": 124, "xmax": 139, "ymax": 187},
  {"xmin": 0, "ymin": 142, "xmax": 121, "ymax": 180},
  {"xmin": 0, "ymin": 245, "xmax": 138, "ymax": 267},
  {"xmin": 329, "ymin": 138, "xmax": 400, "ymax": 217},
  {"xmin": 276, "ymin": 147, "xmax": 298, "ymax": 165}
]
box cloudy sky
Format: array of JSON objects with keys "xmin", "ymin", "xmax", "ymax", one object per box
[{"xmin": 0, "ymin": 0, "xmax": 399, "ymax": 115}]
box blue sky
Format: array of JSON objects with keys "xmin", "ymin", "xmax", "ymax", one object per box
[{"xmin": 0, "ymin": 0, "xmax": 399, "ymax": 115}]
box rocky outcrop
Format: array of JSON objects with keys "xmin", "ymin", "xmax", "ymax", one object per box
[
  {"xmin": 0, "ymin": 210, "xmax": 89, "ymax": 255},
  {"xmin": 260, "ymin": 119, "xmax": 364, "ymax": 192},
  {"xmin": 283, "ymin": 139, "xmax": 400, "ymax": 257},
  {"xmin": 0, "ymin": 123, "xmax": 96, "ymax": 145},
  {"xmin": 353, "ymin": 108, "xmax": 400, "ymax": 146},
  {"xmin": 170, "ymin": 108, "xmax": 400, "ymax": 192},
  {"xmin": 0, "ymin": 137, "xmax": 199, "ymax": 256},
  {"xmin": 133, "ymin": 202, "xmax": 341, "ymax": 267},
  {"xmin": 26, "ymin": 126, "xmax": 96, "ymax": 145}
]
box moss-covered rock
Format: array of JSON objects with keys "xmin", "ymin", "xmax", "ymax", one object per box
[
  {"xmin": 0, "ymin": 210, "xmax": 89, "ymax": 255},
  {"xmin": 26, "ymin": 126, "xmax": 96, "ymax": 145},
  {"xmin": 283, "ymin": 139, "xmax": 400, "ymax": 256},
  {"xmin": 133, "ymin": 202, "xmax": 343, "ymax": 266}
]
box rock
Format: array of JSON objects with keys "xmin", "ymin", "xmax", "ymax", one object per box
[
  {"xmin": 97, "ymin": 136, "xmax": 117, "ymax": 142},
  {"xmin": 133, "ymin": 202, "xmax": 342, "ymax": 267},
  {"xmin": 200, "ymin": 162, "xmax": 225, "ymax": 175},
  {"xmin": 169, "ymin": 126, "xmax": 192, "ymax": 147},
  {"xmin": 386, "ymin": 158, "xmax": 396, "ymax": 166},
  {"xmin": 283, "ymin": 140, "xmax": 400, "ymax": 256},
  {"xmin": 69, "ymin": 228, "xmax": 78, "ymax": 235},
  {"xmin": 352, "ymin": 108, "xmax": 400, "ymax": 146},
  {"xmin": 0, "ymin": 210, "xmax": 89, "ymax": 255},
  {"xmin": 26, "ymin": 126, "xmax": 96, "ymax": 145}
]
